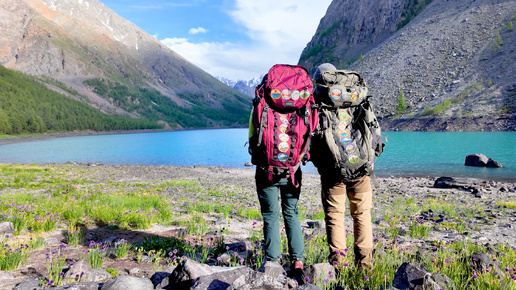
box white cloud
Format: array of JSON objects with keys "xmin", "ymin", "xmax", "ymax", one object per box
[
  {"xmin": 189, "ymin": 27, "xmax": 208, "ymax": 34},
  {"xmin": 160, "ymin": 0, "xmax": 332, "ymax": 81}
]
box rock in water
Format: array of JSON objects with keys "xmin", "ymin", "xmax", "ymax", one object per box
[
  {"xmin": 465, "ymin": 154, "xmax": 488, "ymax": 166},
  {"xmin": 465, "ymin": 154, "xmax": 502, "ymax": 167},
  {"xmin": 487, "ymin": 158, "xmax": 503, "ymax": 168}
]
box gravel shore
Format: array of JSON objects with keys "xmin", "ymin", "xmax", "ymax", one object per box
[{"xmin": 46, "ymin": 163, "xmax": 516, "ymax": 247}]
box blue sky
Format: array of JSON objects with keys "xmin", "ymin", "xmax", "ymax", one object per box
[{"xmin": 100, "ymin": 0, "xmax": 332, "ymax": 81}]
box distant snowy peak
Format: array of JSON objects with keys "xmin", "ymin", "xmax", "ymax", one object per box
[{"xmin": 217, "ymin": 75, "xmax": 264, "ymax": 98}]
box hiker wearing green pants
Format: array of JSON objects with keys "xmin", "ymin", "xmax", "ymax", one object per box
[
  {"xmin": 255, "ymin": 167, "xmax": 304, "ymax": 265},
  {"xmin": 248, "ymin": 64, "xmax": 318, "ymax": 274}
]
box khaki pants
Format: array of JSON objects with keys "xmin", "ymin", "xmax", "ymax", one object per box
[{"xmin": 320, "ymin": 175, "xmax": 373, "ymax": 268}]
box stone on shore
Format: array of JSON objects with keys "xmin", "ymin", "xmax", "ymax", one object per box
[{"xmin": 101, "ymin": 276, "xmax": 154, "ymax": 290}]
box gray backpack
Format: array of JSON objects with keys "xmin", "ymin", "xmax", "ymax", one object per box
[{"xmin": 310, "ymin": 70, "xmax": 384, "ymax": 182}]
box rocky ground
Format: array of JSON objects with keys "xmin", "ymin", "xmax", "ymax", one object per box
[{"xmin": 1, "ymin": 164, "xmax": 516, "ymax": 289}]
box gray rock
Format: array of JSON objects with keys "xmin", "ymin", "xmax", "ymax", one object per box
[
  {"xmin": 13, "ymin": 278, "xmax": 41, "ymax": 290},
  {"xmin": 101, "ymin": 276, "xmax": 154, "ymax": 290},
  {"xmin": 296, "ymin": 284, "xmax": 324, "ymax": 290},
  {"xmin": 0, "ymin": 270, "xmax": 14, "ymax": 280},
  {"xmin": 0, "ymin": 221, "xmax": 14, "ymax": 234},
  {"xmin": 257, "ymin": 261, "xmax": 287, "ymax": 278},
  {"xmin": 168, "ymin": 258, "xmax": 215, "ymax": 288},
  {"xmin": 64, "ymin": 260, "xmax": 111, "ymax": 283},
  {"xmin": 470, "ymin": 253, "xmax": 502, "ymax": 275},
  {"xmin": 45, "ymin": 282, "xmax": 100, "ymax": 290},
  {"xmin": 423, "ymin": 273, "xmax": 455, "ymax": 290},
  {"xmin": 392, "ymin": 262, "xmax": 428, "ymax": 290},
  {"xmin": 191, "ymin": 267, "xmax": 251, "ymax": 290},
  {"xmin": 487, "ymin": 158, "xmax": 503, "ymax": 168},
  {"xmin": 127, "ymin": 268, "xmax": 140, "ymax": 275},
  {"xmin": 227, "ymin": 270, "xmax": 286, "ymax": 290},
  {"xmin": 433, "ymin": 177, "xmax": 458, "ymax": 188},
  {"xmin": 465, "ymin": 154, "xmax": 488, "ymax": 166},
  {"xmin": 150, "ymin": 271, "xmax": 172, "ymax": 289},
  {"xmin": 306, "ymin": 221, "xmax": 324, "ymax": 229},
  {"xmin": 302, "ymin": 263, "xmax": 337, "ymax": 288}
]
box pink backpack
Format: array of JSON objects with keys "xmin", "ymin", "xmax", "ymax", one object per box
[{"xmin": 248, "ymin": 64, "xmax": 318, "ymax": 186}]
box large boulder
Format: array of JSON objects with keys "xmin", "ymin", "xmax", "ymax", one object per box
[
  {"xmin": 302, "ymin": 263, "xmax": 337, "ymax": 288},
  {"xmin": 168, "ymin": 258, "xmax": 215, "ymax": 288},
  {"xmin": 392, "ymin": 262, "xmax": 455, "ymax": 290},
  {"xmin": 191, "ymin": 267, "xmax": 251, "ymax": 290},
  {"xmin": 465, "ymin": 154, "xmax": 488, "ymax": 166},
  {"xmin": 465, "ymin": 154, "xmax": 502, "ymax": 167}
]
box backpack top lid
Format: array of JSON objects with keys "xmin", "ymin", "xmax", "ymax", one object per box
[
  {"xmin": 255, "ymin": 64, "xmax": 314, "ymax": 110},
  {"xmin": 314, "ymin": 70, "xmax": 368, "ymax": 108}
]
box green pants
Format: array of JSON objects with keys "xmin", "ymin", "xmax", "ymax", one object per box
[{"xmin": 255, "ymin": 168, "xmax": 304, "ymax": 262}]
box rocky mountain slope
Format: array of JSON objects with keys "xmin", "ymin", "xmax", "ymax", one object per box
[
  {"xmin": 0, "ymin": 0, "xmax": 251, "ymax": 129},
  {"xmin": 300, "ymin": 0, "xmax": 516, "ymax": 131}
]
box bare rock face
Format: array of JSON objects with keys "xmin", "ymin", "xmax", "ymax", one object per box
[{"xmin": 300, "ymin": 0, "xmax": 516, "ymax": 131}]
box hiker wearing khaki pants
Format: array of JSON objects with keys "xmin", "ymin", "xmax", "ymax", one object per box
[
  {"xmin": 309, "ymin": 63, "xmax": 384, "ymax": 271},
  {"xmin": 320, "ymin": 173, "xmax": 373, "ymax": 269}
]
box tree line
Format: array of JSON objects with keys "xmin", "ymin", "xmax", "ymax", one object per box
[{"xmin": 0, "ymin": 66, "xmax": 161, "ymax": 135}]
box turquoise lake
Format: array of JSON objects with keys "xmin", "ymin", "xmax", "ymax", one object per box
[{"xmin": 0, "ymin": 129, "xmax": 515, "ymax": 181}]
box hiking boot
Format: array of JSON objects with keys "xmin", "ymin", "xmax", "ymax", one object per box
[
  {"xmin": 293, "ymin": 260, "xmax": 303, "ymax": 271},
  {"xmin": 354, "ymin": 247, "xmax": 373, "ymax": 271}
]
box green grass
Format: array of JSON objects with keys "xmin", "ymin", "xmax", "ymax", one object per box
[{"xmin": 498, "ymin": 201, "xmax": 516, "ymax": 208}]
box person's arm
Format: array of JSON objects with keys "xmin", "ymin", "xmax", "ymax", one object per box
[{"xmin": 248, "ymin": 107, "xmax": 255, "ymax": 139}]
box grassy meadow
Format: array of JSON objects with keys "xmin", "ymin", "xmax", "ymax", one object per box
[{"xmin": 0, "ymin": 163, "xmax": 515, "ymax": 289}]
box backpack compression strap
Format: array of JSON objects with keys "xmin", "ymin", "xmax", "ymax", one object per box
[{"xmin": 256, "ymin": 104, "xmax": 269, "ymax": 148}]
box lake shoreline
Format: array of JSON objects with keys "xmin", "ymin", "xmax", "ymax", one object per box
[{"xmin": 0, "ymin": 126, "xmax": 247, "ymax": 145}]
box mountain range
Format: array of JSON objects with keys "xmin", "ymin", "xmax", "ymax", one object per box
[
  {"xmin": 300, "ymin": 0, "xmax": 516, "ymax": 131},
  {"xmin": 1, "ymin": 0, "xmax": 515, "ymax": 133},
  {"xmin": 216, "ymin": 76, "xmax": 264, "ymax": 99},
  {"xmin": 0, "ymin": 0, "xmax": 251, "ymax": 132}
]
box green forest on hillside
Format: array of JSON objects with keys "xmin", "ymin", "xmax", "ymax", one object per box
[
  {"xmin": 84, "ymin": 78, "xmax": 250, "ymax": 128},
  {"xmin": 0, "ymin": 66, "xmax": 161, "ymax": 135}
]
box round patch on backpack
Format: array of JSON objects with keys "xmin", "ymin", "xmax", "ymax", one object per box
[
  {"xmin": 348, "ymin": 155, "xmax": 360, "ymax": 164},
  {"xmin": 338, "ymin": 109, "xmax": 349, "ymax": 120},
  {"xmin": 282, "ymin": 89, "xmax": 292, "ymax": 100},
  {"xmin": 271, "ymin": 89, "xmax": 281, "ymax": 99},
  {"xmin": 342, "ymin": 92, "xmax": 351, "ymax": 100},
  {"xmin": 279, "ymin": 123, "xmax": 288, "ymax": 133},
  {"xmin": 300, "ymin": 90, "xmax": 310, "ymax": 99},
  {"xmin": 278, "ymin": 142, "xmax": 289, "ymax": 153},
  {"xmin": 338, "ymin": 130, "xmax": 350, "ymax": 138},
  {"xmin": 341, "ymin": 137, "xmax": 352, "ymax": 144},
  {"xmin": 278, "ymin": 153, "xmax": 288, "ymax": 162},
  {"xmin": 345, "ymin": 144, "xmax": 357, "ymax": 154},
  {"xmin": 280, "ymin": 116, "xmax": 289, "ymax": 124},
  {"xmin": 359, "ymin": 91, "xmax": 366, "ymax": 102},
  {"xmin": 338, "ymin": 120, "xmax": 348, "ymax": 130},
  {"xmin": 279, "ymin": 133, "xmax": 289, "ymax": 142},
  {"xmin": 351, "ymin": 91, "xmax": 359, "ymax": 101},
  {"xmin": 331, "ymin": 89, "xmax": 341, "ymax": 100},
  {"xmin": 291, "ymin": 90, "xmax": 300, "ymax": 101}
]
